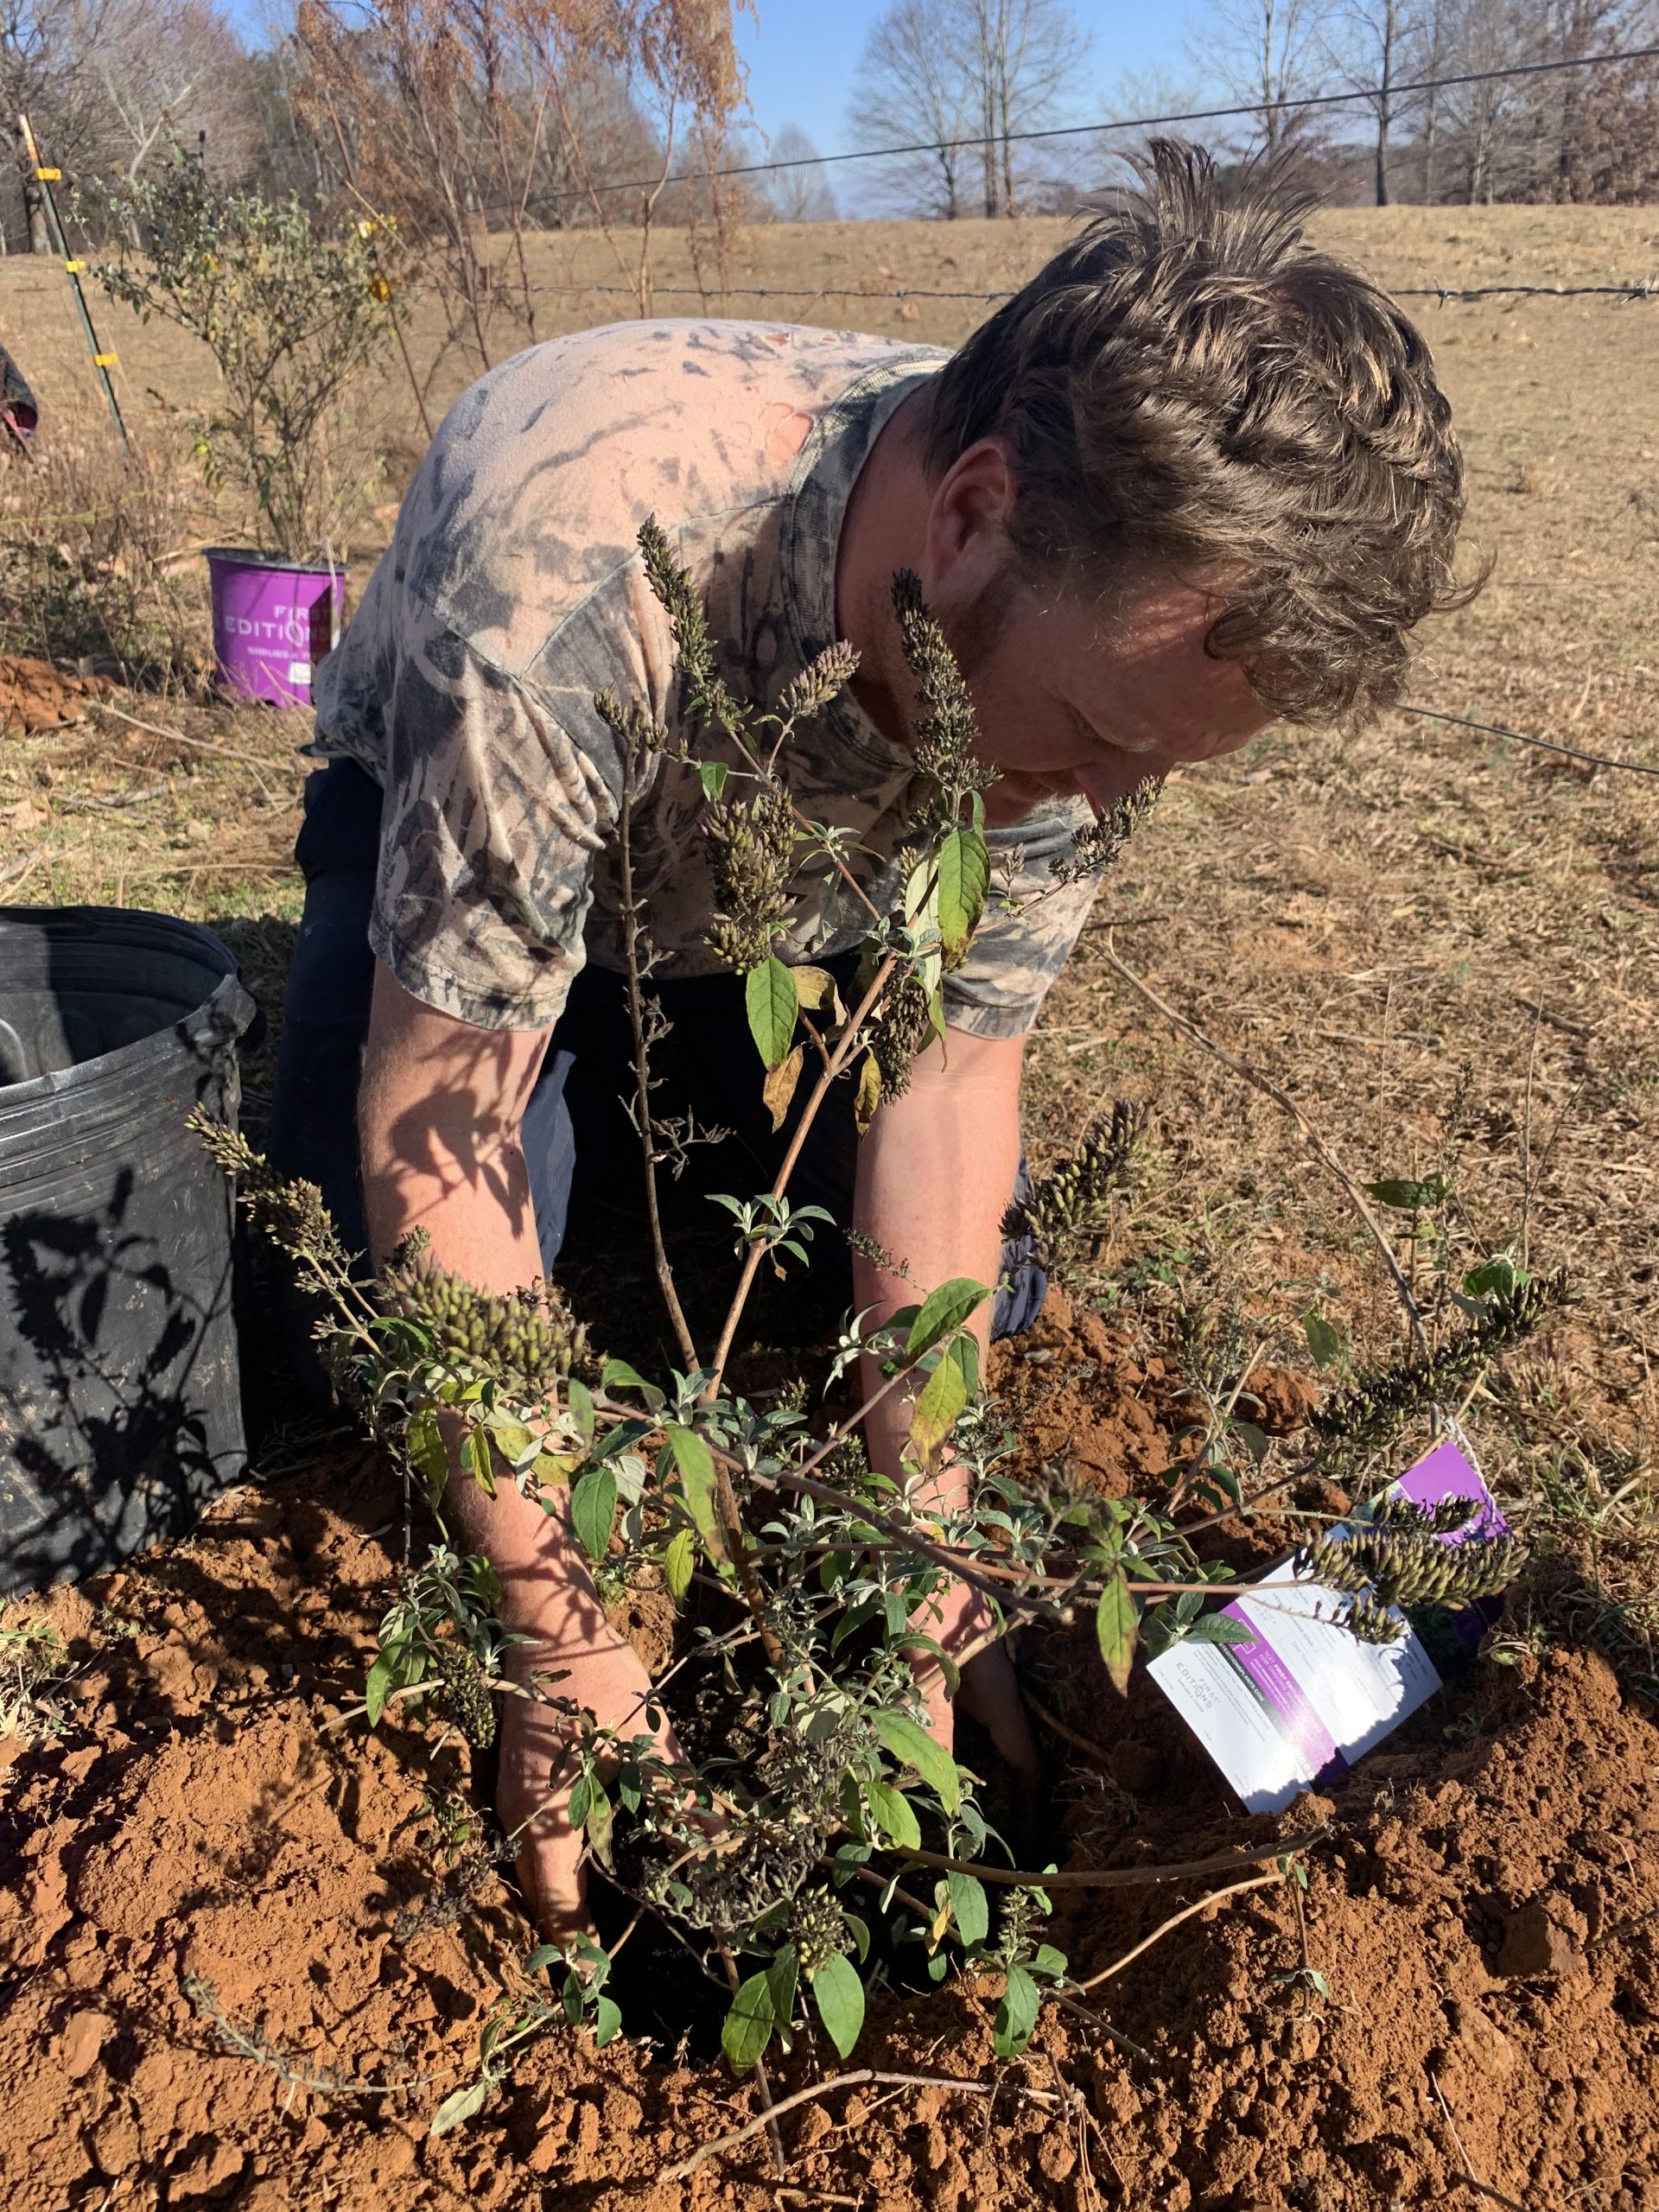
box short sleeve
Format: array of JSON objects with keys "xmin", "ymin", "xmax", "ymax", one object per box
[
  {"xmin": 941, "ymin": 798, "xmax": 1100, "ymax": 1040},
  {"xmin": 319, "ymin": 579, "xmax": 615, "ymax": 1031}
]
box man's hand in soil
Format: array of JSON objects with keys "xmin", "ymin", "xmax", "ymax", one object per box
[
  {"xmin": 484, "ymin": 1487, "xmax": 692, "ymax": 1941},
  {"xmin": 357, "ymin": 969, "xmax": 693, "ymax": 1938}
]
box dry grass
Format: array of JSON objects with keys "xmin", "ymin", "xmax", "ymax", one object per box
[{"xmin": 3, "ymin": 206, "xmax": 1656, "ymax": 1675}]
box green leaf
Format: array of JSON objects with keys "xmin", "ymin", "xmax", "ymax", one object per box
[
  {"xmin": 697, "ymin": 760, "xmax": 729, "ymax": 802},
  {"xmin": 993, "ymin": 1962, "xmax": 1042, "ymax": 2059},
  {"xmin": 364, "ymin": 1653, "xmax": 395, "ymax": 1727},
  {"xmin": 564, "ymin": 1376, "xmax": 596, "ymax": 1440},
  {"xmin": 864, "ymin": 1777, "xmax": 922, "ymax": 1851},
  {"xmin": 601, "ymin": 1356, "xmax": 658, "ymax": 1398},
  {"xmin": 1463, "ymin": 1252, "xmax": 1524, "ymax": 1300},
  {"xmin": 1302, "ymin": 1312, "xmax": 1344, "ymax": 1370},
  {"xmin": 746, "ymin": 955, "xmax": 799, "ymax": 1069},
  {"xmin": 721, "ymin": 1970, "xmax": 776, "ymax": 2073},
  {"xmin": 947, "ymin": 1871, "xmax": 989, "ymax": 1949},
  {"xmin": 809, "ymin": 1954, "xmax": 865, "ymax": 2059},
  {"xmin": 937, "ymin": 826, "xmax": 989, "ymax": 956},
  {"xmin": 1033, "ymin": 1944, "xmax": 1068, "ymax": 1980},
  {"xmin": 593, "ymin": 1994, "xmax": 622, "ymax": 2047},
  {"xmin": 906, "ymin": 1276, "xmax": 989, "ymax": 1360},
  {"xmin": 404, "ymin": 1407, "xmax": 449, "ymax": 1505},
  {"xmin": 1095, "ymin": 1568, "xmax": 1139, "ymax": 1696},
  {"xmin": 568, "ymin": 1774, "xmax": 592, "ymax": 1831},
  {"xmin": 1184, "ymin": 1611, "xmax": 1257, "ymax": 1649},
  {"xmin": 909, "ymin": 1348, "xmax": 968, "ymax": 1471},
  {"xmin": 1363, "ymin": 1173, "xmax": 1452, "ymax": 1211},
  {"xmin": 665, "ymin": 1425, "xmax": 727, "ymax": 1567},
  {"xmin": 662, "ymin": 1527, "xmax": 696, "ymax": 1605},
  {"xmin": 766, "ymin": 1943, "xmax": 798, "ymax": 2041},
  {"xmin": 429, "ymin": 2078, "xmax": 493, "ymax": 2136},
  {"xmin": 571, "ymin": 1465, "xmax": 618, "ymax": 1565},
  {"xmin": 874, "ymin": 1709, "xmax": 961, "ymax": 1814}
]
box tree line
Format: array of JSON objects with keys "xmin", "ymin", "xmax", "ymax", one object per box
[{"xmin": 847, "ymin": 0, "xmax": 1659, "ymax": 213}]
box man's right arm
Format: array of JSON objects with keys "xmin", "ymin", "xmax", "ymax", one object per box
[{"xmin": 359, "ymin": 959, "xmax": 672, "ymax": 1938}]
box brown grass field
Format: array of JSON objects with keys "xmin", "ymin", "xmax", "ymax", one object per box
[{"xmin": 2, "ymin": 208, "xmax": 1658, "ymax": 2210}]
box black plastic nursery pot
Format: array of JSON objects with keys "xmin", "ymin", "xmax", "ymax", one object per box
[{"xmin": 0, "ymin": 907, "xmax": 256, "ymax": 1593}]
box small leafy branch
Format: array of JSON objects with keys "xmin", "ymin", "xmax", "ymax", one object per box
[
  {"xmin": 200, "ymin": 524, "xmax": 1566, "ymax": 2113},
  {"xmin": 86, "ymin": 145, "xmax": 405, "ymax": 559}
]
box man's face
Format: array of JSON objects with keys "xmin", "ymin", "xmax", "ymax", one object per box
[{"xmin": 938, "ymin": 567, "xmax": 1276, "ymax": 830}]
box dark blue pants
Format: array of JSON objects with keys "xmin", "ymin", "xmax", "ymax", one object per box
[{"xmin": 267, "ymin": 762, "xmax": 1045, "ymax": 1358}]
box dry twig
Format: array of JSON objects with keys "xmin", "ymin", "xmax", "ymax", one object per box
[{"xmin": 664, "ymin": 2069, "xmax": 1067, "ymax": 2183}]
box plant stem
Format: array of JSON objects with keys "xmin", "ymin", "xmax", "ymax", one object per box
[
  {"xmin": 701, "ymin": 951, "xmax": 899, "ymax": 1405},
  {"xmin": 664, "ymin": 2069, "xmax": 1066, "ymax": 2183},
  {"xmin": 618, "ymin": 738, "xmax": 699, "ymax": 1372},
  {"xmin": 893, "ymin": 1822, "xmax": 1327, "ymax": 1893}
]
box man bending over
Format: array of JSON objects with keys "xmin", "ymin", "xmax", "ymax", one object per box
[{"xmin": 270, "ymin": 144, "xmax": 1469, "ymax": 1934}]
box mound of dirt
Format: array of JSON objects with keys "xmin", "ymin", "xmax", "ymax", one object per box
[
  {"xmin": 2, "ymin": 1409, "xmax": 1656, "ymax": 2209},
  {"xmin": 0, "ymin": 654, "xmax": 114, "ymax": 735}
]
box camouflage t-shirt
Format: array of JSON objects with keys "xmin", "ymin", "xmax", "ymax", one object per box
[{"xmin": 311, "ymin": 319, "xmax": 1098, "ymax": 1039}]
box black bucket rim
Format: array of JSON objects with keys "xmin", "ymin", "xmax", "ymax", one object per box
[{"xmin": 0, "ymin": 904, "xmax": 257, "ymax": 1110}]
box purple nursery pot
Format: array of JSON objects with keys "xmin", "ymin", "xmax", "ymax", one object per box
[{"xmin": 205, "ymin": 548, "xmax": 345, "ymax": 709}]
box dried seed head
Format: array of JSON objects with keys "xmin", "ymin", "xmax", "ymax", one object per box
[
  {"xmin": 704, "ymin": 785, "xmax": 797, "ymax": 971},
  {"xmin": 868, "ymin": 969, "xmax": 933, "ymax": 1100},
  {"xmin": 434, "ymin": 1642, "xmax": 498, "ymax": 1749},
  {"xmin": 639, "ymin": 518, "xmax": 742, "ymax": 729},
  {"xmin": 779, "ymin": 640, "xmax": 860, "ymax": 720},
  {"xmin": 190, "ymin": 1109, "xmax": 358, "ymax": 1283},
  {"xmin": 891, "ymin": 571, "xmax": 999, "ymax": 811},
  {"xmin": 1312, "ymin": 1273, "xmax": 1571, "ymax": 1459},
  {"xmin": 1051, "ymin": 778, "xmax": 1162, "ymax": 887},
  {"xmin": 791, "ymin": 1887, "xmax": 852, "ymax": 1974},
  {"xmin": 1344, "ymin": 1592, "xmax": 1406, "ymax": 1645},
  {"xmin": 377, "ymin": 1254, "xmax": 591, "ymax": 1396},
  {"xmin": 1004, "ymin": 1102, "xmax": 1146, "ymax": 1259}
]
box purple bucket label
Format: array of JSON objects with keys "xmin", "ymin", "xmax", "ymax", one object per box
[{"xmin": 207, "ymin": 551, "xmax": 345, "ymax": 709}]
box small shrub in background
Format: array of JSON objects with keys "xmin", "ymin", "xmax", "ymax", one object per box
[{"xmin": 86, "ymin": 148, "xmax": 405, "ymax": 561}]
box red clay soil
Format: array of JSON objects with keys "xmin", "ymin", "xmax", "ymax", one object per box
[
  {"xmin": 0, "ymin": 654, "xmax": 114, "ymax": 734},
  {"xmin": 2, "ymin": 1325, "xmax": 1656, "ymax": 2212}
]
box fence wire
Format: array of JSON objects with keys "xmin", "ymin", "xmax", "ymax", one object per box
[{"xmin": 543, "ymin": 279, "xmax": 1656, "ymax": 307}]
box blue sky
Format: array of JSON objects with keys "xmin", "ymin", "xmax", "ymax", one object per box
[{"xmin": 734, "ymin": 0, "xmax": 1198, "ymax": 168}]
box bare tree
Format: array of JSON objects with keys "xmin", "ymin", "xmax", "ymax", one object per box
[
  {"xmin": 1434, "ymin": 0, "xmax": 1550, "ymax": 200},
  {"xmin": 847, "ymin": 0, "xmax": 1088, "ymax": 219},
  {"xmin": 1, "ymin": 0, "xmax": 258, "ymax": 251},
  {"xmin": 758, "ymin": 121, "xmax": 837, "ymax": 221},
  {"xmin": 1187, "ymin": 0, "xmax": 1333, "ymax": 167},
  {"xmin": 1320, "ymin": 0, "xmax": 1422, "ymax": 200},
  {"xmin": 846, "ymin": 0, "xmax": 977, "ymax": 217}
]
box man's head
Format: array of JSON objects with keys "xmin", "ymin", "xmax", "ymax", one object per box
[{"xmin": 905, "ymin": 141, "xmax": 1473, "ymax": 822}]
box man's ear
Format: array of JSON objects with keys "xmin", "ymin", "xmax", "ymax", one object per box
[{"xmin": 922, "ymin": 437, "xmax": 1018, "ymax": 601}]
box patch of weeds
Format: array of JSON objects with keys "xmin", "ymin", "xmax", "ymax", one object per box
[
  {"xmin": 1501, "ymin": 1441, "xmax": 1659, "ymax": 1698},
  {"xmin": 0, "ymin": 1619, "xmax": 77, "ymax": 1745}
]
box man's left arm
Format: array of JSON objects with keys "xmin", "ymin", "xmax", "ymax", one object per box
[{"xmin": 851, "ymin": 1024, "xmax": 1039, "ymax": 1778}]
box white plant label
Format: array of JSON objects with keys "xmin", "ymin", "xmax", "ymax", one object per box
[{"xmin": 1148, "ymin": 1440, "xmax": 1505, "ymax": 1814}]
